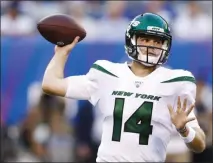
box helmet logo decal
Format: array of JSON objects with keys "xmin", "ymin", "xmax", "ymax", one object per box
[
  {"xmin": 131, "ymin": 21, "xmax": 140, "ymax": 27},
  {"xmin": 126, "ymin": 20, "xmax": 140, "ymax": 38},
  {"xmin": 126, "ymin": 25, "xmax": 131, "ymax": 38},
  {"xmin": 147, "ymin": 26, "xmax": 164, "ymax": 32}
]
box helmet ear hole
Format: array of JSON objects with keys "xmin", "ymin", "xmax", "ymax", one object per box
[
  {"xmin": 129, "ymin": 35, "xmax": 139, "ymax": 58},
  {"xmin": 125, "ymin": 32, "xmax": 138, "ymax": 58},
  {"xmin": 129, "ymin": 48, "xmax": 137, "ymax": 57}
]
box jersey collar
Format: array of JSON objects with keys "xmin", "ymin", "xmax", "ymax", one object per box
[{"xmin": 123, "ymin": 62, "xmax": 162, "ymax": 81}]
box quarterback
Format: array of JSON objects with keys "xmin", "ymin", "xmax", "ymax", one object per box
[{"xmin": 42, "ymin": 13, "xmax": 206, "ymax": 162}]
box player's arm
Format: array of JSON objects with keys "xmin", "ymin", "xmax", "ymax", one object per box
[
  {"xmin": 179, "ymin": 125, "xmax": 206, "ymax": 153},
  {"xmin": 42, "ymin": 36, "xmax": 100, "ymax": 105},
  {"xmin": 42, "ymin": 36, "xmax": 80, "ymax": 96},
  {"xmin": 182, "ymin": 82, "xmax": 206, "ymax": 153},
  {"xmin": 168, "ymin": 78, "xmax": 206, "ymax": 153},
  {"xmin": 174, "ymin": 97, "xmax": 206, "ymax": 153}
]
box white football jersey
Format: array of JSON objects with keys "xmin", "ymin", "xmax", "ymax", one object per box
[{"xmin": 65, "ymin": 60, "xmax": 200, "ymax": 162}]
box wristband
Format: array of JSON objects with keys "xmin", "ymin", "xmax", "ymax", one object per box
[{"xmin": 180, "ymin": 126, "xmax": 196, "ymax": 143}]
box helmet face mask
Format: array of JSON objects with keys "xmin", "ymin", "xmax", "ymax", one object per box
[{"xmin": 125, "ymin": 13, "xmax": 172, "ymax": 67}]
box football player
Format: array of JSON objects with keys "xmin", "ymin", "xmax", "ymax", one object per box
[{"xmin": 42, "ymin": 13, "xmax": 206, "ymax": 162}]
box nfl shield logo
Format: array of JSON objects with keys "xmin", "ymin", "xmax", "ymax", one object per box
[{"xmin": 135, "ymin": 81, "xmax": 142, "ymax": 88}]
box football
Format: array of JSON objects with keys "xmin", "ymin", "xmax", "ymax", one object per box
[{"xmin": 37, "ymin": 14, "xmax": 86, "ymax": 46}]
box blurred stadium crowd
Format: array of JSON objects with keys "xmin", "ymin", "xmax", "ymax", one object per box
[
  {"xmin": 1, "ymin": 1, "xmax": 212, "ymax": 41},
  {"xmin": 1, "ymin": 1, "xmax": 213, "ymax": 163}
]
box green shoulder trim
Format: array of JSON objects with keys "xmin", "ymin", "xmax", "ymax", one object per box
[
  {"xmin": 161, "ymin": 76, "xmax": 196, "ymax": 84},
  {"xmin": 92, "ymin": 64, "xmax": 118, "ymax": 78}
]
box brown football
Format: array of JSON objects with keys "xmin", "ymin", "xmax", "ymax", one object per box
[{"xmin": 37, "ymin": 14, "xmax": 86, "ymax": 46}]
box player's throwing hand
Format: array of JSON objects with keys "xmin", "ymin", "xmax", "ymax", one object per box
[
  {"xmin": 54, "ymin": 36, "xmax": 80, "ymax": 56},
  {"xmin": 167, "ymin": 96, "xmax": 196, "ymax": 130}
]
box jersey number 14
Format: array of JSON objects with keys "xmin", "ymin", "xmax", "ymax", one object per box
[{"xmin": 112, "ymin": 98, "xmax": 153, "ymax": 145}]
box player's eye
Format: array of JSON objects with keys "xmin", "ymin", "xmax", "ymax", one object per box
[
  {"xmin": 140, "ymin": 38, "xmax": 149, "ymax": 42},
  {"xmin": 155, "ymin": 40, "xmax": 162, "ymax": 44}
]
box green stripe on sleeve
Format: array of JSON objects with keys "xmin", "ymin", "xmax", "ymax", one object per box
[
  {"xmin": 161, "ymin": 76, "xmax": 196, "ymax": 84},
  {"xmin": 92, "ymin": 64, "xmax": 118, "ymax": 78}
]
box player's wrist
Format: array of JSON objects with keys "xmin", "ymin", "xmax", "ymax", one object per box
[
  {"xmin": 55, "ymin": 52, "xmax": 69, "ymax": 58},
  {"xmin": 179, "ymin": 126, "xmax": 196, "ymax": 143},
  {"xmin": 177, "ymin": 126, "xmax": 189, "ymax": 137},
  {"xmin": 54, "ymin": 53, "xmax": 70, "ymax": 64}
]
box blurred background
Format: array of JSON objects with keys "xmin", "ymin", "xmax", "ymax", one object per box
[{"xmin": 1, "ymin": 0, "xmax": 212, "ymax": 162}]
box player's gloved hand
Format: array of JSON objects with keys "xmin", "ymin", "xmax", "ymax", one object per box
[
  {"xmin": 167, "ymin": 96, "xmax": 196, "ymax": 131},
  {"xmin": 54, "ymin": 36, "xmax": 80, "ymax": 56}
]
